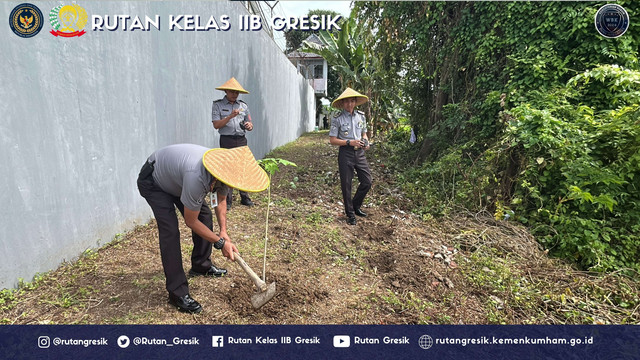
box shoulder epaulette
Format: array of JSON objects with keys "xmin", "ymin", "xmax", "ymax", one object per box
[
  {"xmin": 238, "ymin": 99, "xmax": 247, "ymax": 104},
  {"xmin": 356, "ymin": 110, "xmax": 365, "ymax": 115}
]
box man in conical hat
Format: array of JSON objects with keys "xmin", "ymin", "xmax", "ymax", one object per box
[
  {"xmin": 137, "ymin": 144, "xmax": 269, "ymax": 313},
  {"xmin": 329, "ymin": 87, "xmax": 373, "ymax": 225},
  {"xmin": 211, "ymin": 77, "xmax": 256, "ymax": 210}
]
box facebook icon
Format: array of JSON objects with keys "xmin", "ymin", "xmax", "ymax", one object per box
[{"xmin": 212, "ymin": 336, "xmax": 224, "ymax": 347}]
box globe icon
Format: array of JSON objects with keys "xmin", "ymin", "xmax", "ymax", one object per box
[{"xmin": 418, "ymin": 335, "xmax": 433, "ymax": 349}]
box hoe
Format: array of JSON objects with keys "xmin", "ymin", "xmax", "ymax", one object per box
[{"xmin": 233, "ymin": 252, "xmax": 276, "ymax": 309}]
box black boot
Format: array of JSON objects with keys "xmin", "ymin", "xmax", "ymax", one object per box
[
  {"xmin": 188, "ymin": 265, "xmax": 228, "ymax": 277},
  {"xmin": 168, "ymin": 293, "xmax": 202, "ymax": 313},
  {"xmin": 354, "ymin": 208, "xmax": 367, "ymax": 217},
  {"xmin": 241, "ymin": 196, "xmax": 254, "ymax": 207}
]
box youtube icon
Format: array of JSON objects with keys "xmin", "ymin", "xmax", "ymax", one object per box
[{"xmin": 333, "ymin": 335, "xmax": 350, "ymax": 348}]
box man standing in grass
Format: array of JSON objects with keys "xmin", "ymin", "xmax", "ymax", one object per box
[
  {"xmin": 328, "ymin": 88, "xmax": 372, "ymax": 225},
  {"xmin": 211, "ymin": 77, "xmax": 256, "ymax": 210}
]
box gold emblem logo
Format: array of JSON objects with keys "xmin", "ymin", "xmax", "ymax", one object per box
[
  {"xmin": 49, "ymin": 4, "xmax": 88, "ymax": 37},
  {"xmin": 9, "ymin": 3, "xmax": 44, "ymax": 38}
]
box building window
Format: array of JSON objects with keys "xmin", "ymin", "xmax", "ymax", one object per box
[{"xmin": 314, "ymin": 64, "xmax": 323, "ymax": 79}]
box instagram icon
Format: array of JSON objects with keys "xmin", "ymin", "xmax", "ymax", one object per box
[{"xmin": 38, "ymin": 336, "xmax": 50, "ymax": 348}]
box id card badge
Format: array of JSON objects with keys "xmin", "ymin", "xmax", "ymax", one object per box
[{"xmin": 209, "ymin": 192, "xmax": 218, "ymax": 208}]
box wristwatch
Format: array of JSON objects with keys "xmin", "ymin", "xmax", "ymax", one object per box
[
  {"xmin": 213, "ymin": 237, "xmax": 226, "ymax": 250},
  {"xmin": 346, "ymin": 140, "xmax": 351, "ymax": 146}
]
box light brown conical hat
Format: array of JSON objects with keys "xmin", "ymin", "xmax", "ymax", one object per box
[
  {"xmin": 202, "ymin": 146, "xmax": 269, "ymax": 192},
  {"xmin": 331, "ymin": 87, "xmax": 368, "ymax": 108},
  {"xmin": 215, "ymin": 77, "xmax": 249, "ymax": 94}
]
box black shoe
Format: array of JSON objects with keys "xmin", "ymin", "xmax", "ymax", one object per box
[
  {"xmin": 168, "ymin": 293, "xmax": 202, "ymax": 313},
  {"xmin": 347, "ymin": 216, "xmax": 357, "ymax": 225},
  {"xmin": 241, "ymin": 197, "xmax": 254, "ymax": 207},
  {"xmin": 188, "ymin": 265, "xmax": 227, "ymax": 277},
  {"xmin": 354, "ymin": 208, "xmax": 367, "ymax": 217}
]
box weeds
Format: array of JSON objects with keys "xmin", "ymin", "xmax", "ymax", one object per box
[{"xmin": 380, "ymin": 289, "xmax": 432, "ymax": 324}]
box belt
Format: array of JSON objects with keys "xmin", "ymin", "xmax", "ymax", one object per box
[
  {"xmin": 139, "ymin": 159, "xmax": 155, "ymax": 180},
  {"xmin": 221, "ymin": 134, "xmax": 245, "ymax": 139}
]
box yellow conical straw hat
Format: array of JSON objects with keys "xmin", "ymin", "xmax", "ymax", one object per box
[
  {"xmin": 202, "ymin": 146, "xmax": 269, "ymax": 192},
  {"xmin": 331, "ymin": 87, "xmax": 368, "ymax": 108},
  {"xmin": 215, "ymin": 77, "xmax": 249, "ymax": 94}
]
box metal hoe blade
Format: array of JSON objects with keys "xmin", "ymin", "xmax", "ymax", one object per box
[
  {"xmin": 250, "ymin": 282, "xmax": 277, "ymax": 309},
  {"xmin": 234, "ymin": 252, "xmax": 277, "ymax": 309}
]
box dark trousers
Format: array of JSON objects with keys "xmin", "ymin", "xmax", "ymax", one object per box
[
  {"xmin": 338, "ymin": 146, "xmax": 372, "ymax": 217},
  {"xmin": 137, "ymin": 162, "xmax": 214, "ymax": 298},
  {"xmin": 219, "ymin": 135, "xmax": 251, "ymax": 204}
]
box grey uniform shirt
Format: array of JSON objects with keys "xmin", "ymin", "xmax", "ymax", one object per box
[
  {"xmin": 149, "ymin": 144, "xmax": 227, "ymax": 211},
  {"xmin": 329, "ymin": 109, "xmax": 367, "ymax": 141},
  {"xmin": 211, "ymin": 96, "xmax": 251, "ymax": 136}
]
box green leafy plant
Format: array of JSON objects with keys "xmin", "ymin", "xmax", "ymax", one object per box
[{"xmin": 258, "ymin": 158, "xmax": 297, "ymax": 280}]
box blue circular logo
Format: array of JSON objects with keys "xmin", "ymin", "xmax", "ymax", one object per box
[
  {"xmin": 9, "ymin": 3, "xmax": 44, "ymax": 38},
  {"xmin": 595, "ymin": 4, "xmax": 630, "ymax": 38}
]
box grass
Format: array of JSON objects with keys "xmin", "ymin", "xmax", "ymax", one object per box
[
  {"xmin": 304, "ymin": 211, "xmax": 333, "ymax": 227},
  {"xmin": 379, "ymin": 289, "xmax": 433, "ymax": 324}
]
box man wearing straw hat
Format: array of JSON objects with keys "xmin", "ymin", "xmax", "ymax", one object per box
[
  {"xmin": 212, "ymin": 77, "xmax": 256, "ymax": 209},
  {"xmin": 137, "ymin": 144, "xmax": 269, "ymax": 313},
  {"xmin": 329, "ymin": 87, "xmax": 372, "ymax": 225}
]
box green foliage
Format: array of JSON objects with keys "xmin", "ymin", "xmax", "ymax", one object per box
[
  {"xmin": 301, "ymin": 8, "xmax": 369, "ymax": 90},
  {"xmin": 284, "ymin": 9, "xmax": 342, "ymax": 53},
  {"xmin": 400, "ymin": 66, "xmax": 640, "ymax": 272},
  {"xmin": 360, "ymin": 1, "xmax": 640, "ymax": 159},
  {"xmin": 305, "ymin": 211, "xmax": 332, "ymax": 227},
  {"xmin": 258, "ymin": 158, "xmax": 297, "ymax": 176},
  {"xmin": 302, "ymin": 6, "xmax": 400, "ymax": 136},
  {"xmin": 506, "ymin": 65, "xmax": 640, "ymax": 272},
  {"xmin": 400, "ymin": 146, "xmax": 502, "ymax": 219},
  {"xmin": 461, "ymin": 251, "xmax": 542, "ymax": 324},
  {"xmin": 567, "ymin": 64, "xmax": 640, "ymax": 109},
  {"xmin": 369, "ymin": 1, "xmax": 640, "ymax": 273}
]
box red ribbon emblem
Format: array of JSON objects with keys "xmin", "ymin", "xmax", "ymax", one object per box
[{"xmin": 50, "ymin": 29, "xmax": 85, "ymax": 37}]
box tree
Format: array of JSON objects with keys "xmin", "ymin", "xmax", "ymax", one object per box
[
  {"xmin": 359, "ymin": 1, "xmax": 640, "ymax": 161},
  {"xmin": 357, "ymin": 1, "xmax": 640, "ymax": 272},
  {"xmin": 284, "ymin": 9, "xmax": 342, "ymax": 53}
]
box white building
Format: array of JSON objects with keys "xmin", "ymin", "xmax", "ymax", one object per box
[{"xmin": 287, "ymin": 34, "xmax": 328, "ymax": 97}]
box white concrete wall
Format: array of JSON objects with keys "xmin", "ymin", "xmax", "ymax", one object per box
[{"xmin": 0, "ymin": 1, "xmax": 315, "ymax": 289}]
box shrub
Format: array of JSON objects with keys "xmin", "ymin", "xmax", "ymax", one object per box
[{"xmin": 506, "ymin": 65, "xmax": 640, "ymax": 272}]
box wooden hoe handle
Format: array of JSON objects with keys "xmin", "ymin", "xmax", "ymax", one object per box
[{"xmin": 233, "ymin": 252, "xmax": 267, "ymax": 292}]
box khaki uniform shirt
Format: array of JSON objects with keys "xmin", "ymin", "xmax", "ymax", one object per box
[
  {"xmin": 329, "ymin": 109, "xmax": 367, "ymax": 141},
  {"xmin": 211, "ymin": 96, "xmax": 251, "ymax": 136}
]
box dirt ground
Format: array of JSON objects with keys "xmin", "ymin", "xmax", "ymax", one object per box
[{"xmin": 2, "ymin": 132, "xmax": 638, "ymax": 325}]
